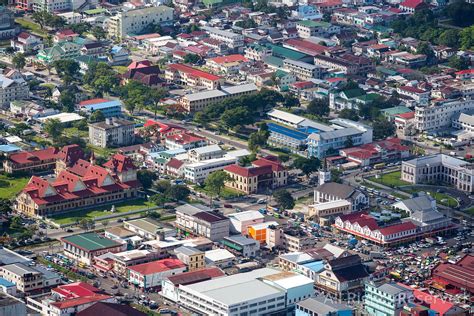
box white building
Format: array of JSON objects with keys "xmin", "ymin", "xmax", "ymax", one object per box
[
  {"xmin": 178, "ymin": 268, "xmax": 314, "ymax": 316},
  {"xmin": 183, "ymin": 156, "xmax": 238, "ymax": 184},
  {"xmin": 175, "ymin": 204, "xmax": 230, "ymax": 241},
  {"xmin": 88, "ymin": 117, "xmax": 135, "ymax": 148},
  {"xmin": 32, "ymin": 0, "xmax": 71, "ymax": 13},
  {"xmin": 127, "ymin": 258, "xmax": 186, "ymax": 290},
  {"xmin": 201, "ymin": 26, "xmax": 244, "ymax": 49},
  {"xmin": 283, "ymin": 59, "xmax": 323, "ymax": 80},
  {"xmin": 401, "ymin": 154, "xmax": 474, "ymax": 193},
  {"xmin": 0, "ymin": 74, "xmax": 29, "ymax": 106},
  {"xmin": 57, "ymin": 12, "xmax": 82, "ymax": 24},
  {"xmin": 314, "ymin": 182, "xmax": 368, "ymax": 211},
  {"xmin": 415, "ymin": 99, "xmax": 474, "ymax": 132},
  {"xmin": 222, "ymin": 235, "xmax": 260, "ymax": 258},
  {"xmin": 228, "ymin": 210, "xmax": 264, "ymax": 235},
  {"xmin": 204, "ymin": 248, "xmax": 235, "ymax": 268},
  {"xmin": 107, "ymin": 6, "xmax": 174, "ymax": 39}
]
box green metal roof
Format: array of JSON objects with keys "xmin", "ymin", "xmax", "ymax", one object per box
[
  {"xmin": 84, "ymin": 8, "xmax": 106, "ymax": 15},
  {"xmin": 62, "ymin": 232, "xmax": 121, "ymax": 251},
  {"xmin": 356, "ymin": 93, "xmax": 380, "ymax": 102},
  {"xmin": 376, "ymin": 66, "xmax": 397, "ymax": 76},
  {"xmin": 269, "ymin": 44, "xmax": 308, "ymax": 61},
  {"xmin": 342, "ymin": 88, "xmax": 365, "ymax": 99},
  {"xmin": 221, "ymin": 239, "xmax": 243, "ymax": 251},
  {"xmin": 381, "ymin": 106, "xmax": 412, "ymax": 116},
  {"xmin": 297, "ymin": 20, "xmax": 331, "ymax": 28},
  {"xmin": 263, "ymin": 56, "xmax": 284, "ymax": 67}
]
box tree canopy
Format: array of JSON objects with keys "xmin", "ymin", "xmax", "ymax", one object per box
[
  {"xmin": 307, "ymin": 98, "xmax": 329, "ymax": 117},
  {"xmin": 43, "ymin": 118, "xmax": 64, "ymax": 140},
  {"xmin": 204, "ymin": 170, "xmax": 231, "ymax": 198},
  {"xmin": 273, "ymin": 189, "xmax": 295, "ymax": 210}
]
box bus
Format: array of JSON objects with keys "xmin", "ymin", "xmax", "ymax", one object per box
[{"xmin": 374, "ymin": 163, "xmax": 386, "ymax": 169}]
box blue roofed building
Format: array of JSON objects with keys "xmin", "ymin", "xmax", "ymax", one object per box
[
  {"xmin": 267, "ymin": 122, "xmax": 309, "ymax": 155},
  {"xmin": 0, "ymin": 144, "xmax": 21, "ymax": 154},
  {"xmin": 0, "ymin": 277, "xmax": 17, "ymax": 296},
  {"xmin": 80, "ymin": 99, "xmax": 122, "ymax": 118}
]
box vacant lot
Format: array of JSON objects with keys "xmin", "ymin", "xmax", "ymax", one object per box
[{"xmin": 0, "ymin": 174, "xmax": 29, "ymax": 199}]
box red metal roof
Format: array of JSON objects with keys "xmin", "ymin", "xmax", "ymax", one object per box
[
  {"xmin": 79, "ymin": 98, "xmax": 110, "ymax": 106},
  {"xmin": 52, "ymin": 282, "xmax": 100, "ymax": 299},
  {"xmin": 378, "ymin": 222, "xmax": 417, "ymax": 236},
  {"xmin": 166, "ymin": 132, "xmax": 205, "ymax": 145},
  {"xmin": 50, "ymin": 294, "xmax": 111, "ymax": 310},
  {"xmin": 168, "ymin": 63, "xmax": 220, "ymax": 81},
  {"xmin": 400, "ymin": 0, "xmax": 424, "ymax": 8},
  {"xmin": 103, "ymin": 153, "xmax": 136, "ymax": 173},
  {"xmin": 8, "ymin": 147, "xmax": 59, "ymax": 164},
  {"xmin": 399, "ymin": 86, "xmax": 426, "ymax": 94},
  {"xmin": 208, "ymin": 54, "xmax": 248, "ymax": 64},
  {"xmin": 128, "ymin": 258, "xmax": 185, "ymax": 275},
  {"xmin": 166, "ymin": 158, "xmax": 184, "ymax": 169},
  {"xmin": 285, "ymin": 39, "xmax": 329, "ymax": 56},
  {"xmin": 167, "ymin": 267, "xmax": 224, "ymax": 285}
]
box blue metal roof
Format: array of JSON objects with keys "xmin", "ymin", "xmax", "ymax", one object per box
[
  {"xmin": 301, "ymin": 260, "xmax": 324, "ymax": 272},
  {"xmin": 0, "ymin": 277, "xmax": 15, "ymax": 287},
  {"xmin": 0, "ymin": 144, "xmax": 21, "ymax": 153},
  {"xmin": 83, "ymin": 100, "xmax": 122, "ymax": 111},
  {"xmin": 268, "ymin": 122, "xmax": 309, "ymax": 140}
]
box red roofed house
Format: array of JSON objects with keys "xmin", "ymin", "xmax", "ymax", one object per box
[
  {"xmin": 165, "ymin": 158, "xmax": 185, "ymax": 177},
  {"xmin": 394, "ymin": 111, "xmax": 415, "ymax": 129},
  {"xmin": 399, "ymin": 0, "xmax": 428, "ymax": 13},
  {"xmin": 127, "ymin": 60, "xmax": 152, "ymax": 70},
  {"xmin": 334, "ymin": 212, "xmax": 418, "ymax": 246},
  {"xmin": 223, "ymin": 156, "xmax": 287, "ymax": 194},
  {"xmin": 14, "ymin": 153, "xmax": 140, "ymax": 217},
  {"xmin": 3, "ymin": 144, "xmax": 84, "ymax": 174},
  {"xmin": 122, "ymin": 65, "xmax": 164, "ymax": 87},
  {"xmin": 127, "ymin": 258, "xmax": 186, "ymax": 290},
  {"xmin": 54, "ymin": 29, "xmax": 80, "ymax": 43},
  {"xmin": 165, "ymin": 63, "xmax": 223, "ymax": 90},
  {"xmin": 339, "ymin": 138, "xmax": 410, "ymax": 167},
  {"xmin": 142, "ymin": 119, "xmax": 186, "ymax": 141},
  {"xmin": 205, "ymin": 54, "xmax": 249, "ymax": 74},
  {"xmin": 455, "ymin": 69, "xmax": 474, "ymax": 80},
  {"xmin": 11, "ymin": 32, "xmax": 43, "ymax": 53},
  {"xmin": 431, "ymin": 254, "xmax": 474, "ymax": 295},
  {"xmin": 27, "ymin": 282, "xmax": 115, "ymax": 316},
  {"xmin": 165, "ymin": 132, "xmax": 207, "ymax": 150},
  {"xmin": 397, "ymin": 85, "xmax": 430, "ymax": 105}
]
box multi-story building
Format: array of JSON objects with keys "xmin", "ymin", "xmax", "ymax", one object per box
[
  {"xmin": 296, "ymin": 296, "xmax": 354, "ymax": 316},
  {"xmin": 244, "ymin": 43, "xmax": 273, "ymax": 61},
  {"xmin": 307, "ymin": 119, "xmax": 373, "ymax": 159},
  {"xmin": 187, "ymin": 144, "xmax": 225, "ymax": 162},
  {"xmin": 222, "ymin": 235, "xmax": 260, "ymax": 258},
  {"xmin": 165, "ymin": 64, "xmax": 222, "ymax": 90},
  {"xmin": 36, "ymin": 41, "xmax": 81, "ymax": 64},
  {"xmin": 11, "ymin": 32, "xmax": 43, "ymax": 53},
  {"xmin": 97, "ymin": 249, "xmax": 161, "ymax": 276},
  {"xmin": 296, "ymin": 20, "xmax": 340, "ymax": 38},
  {"xmin": 14, "ymin": 153, "xmax": 140, "ymax": 217},
  {"xmin": 175, "ymin": 204, "xmax": 230, "ymax": 241},
  {"xmin": 107, "ymin": 6, "xmax": 174, "ymax": 39},
  {"xmin": 178, "ymin": 268, "xmax": 313, "ymax": 316},
  {"xmin": 314, "ymin": 182, "xmax": 368, "ymax": 212},
  {"xmin": 179, "ymin": 83, "xmax": 257, "ymax": 113},
  {"xmin": 223, "ymin": 156, "xmax": 288, "ymax": 194},
  {"xmin": 79, "ymin": 99, "xmax": 122, "ymax": 118},
  {"xmin": 248, "ymin": 221, "xmax": 279, "ymax": 244},
  {"xmin": 123, "ymin": 217, "xmax": 174, "ymax": 240},
  {"xmin": 1, "ymin": 263, "xmax": 61, "ymax": 293},
  {"xmin": 452, "ymin": 112, "xmax": 474, "ymax": 134},
  {"xmin": 61, "ymin": 233, "xmax": 125, "ymax": 266},
  {"xmin": 127, "ymin": 259, "xmax": 186, "ymax": 290},
  {"xmin": 267, "ymin": 226, "xmax": 315, "ymax": 252},
  {"xmin": 314, "ymin": 54, "xmax": 373, "ymax": 75},
  {"xmin": 88, "ymin": 117, "xmax": 135, "ymax": 148},
  {"xmin": 317, "ymin": 254, "xmax": 369, "ymax": 299},
  {"xmin": 3, "ymin": 147, "xmax": 61, "ymax": 174},
  {"xmin": 0, "ymin": 73, "xmax": 28, "ymax": 106},
  {"xmin": 183, "ymin": 156, "xmax": 240, "ymax": 184},
  {"xmin": 364, "ymin": 282, "xmax": 413, "ymax": 316},
  {"xmin": 174, "ymin": 246, "xmax": 205, "ymax": 271},
  {"xmin": 397, "ymin": 86, "xmax": 430, "ymax": 105},
  {"xmin": 201, "ymin": 26, "xmax": 244, "ymax": 49},
  {"xmin": 228, "ymin": 210, "xmax": 264, "ymax": 235},
  {"xmin": 414, "ymin": 99, "xmax": 474, "ymax": 132},
  {"xmin": 283, "ymin": 59, "xmax": 323, "ymax": 80},
  {"xmin": 308, "ymin": 200, "xmax": 352, "ymax": 220},
  {"xmin": 32, "ymin": 0, "xmax": 72, "ymax": 12},
  {"xmin": 205, "ymin": 54, "xmax": 249, "ymax": 74},
  {"xmin": 401, "ymin": 154, "xmax": 474, "ymax": 193}
]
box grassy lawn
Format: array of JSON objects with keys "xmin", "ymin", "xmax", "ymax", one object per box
[
  {"xmin": 63, "ymin": 127, "xmax": 88, "ymax": 138},
  {"xmin": 86, "ymin": 144, "xmax": 115, "ymax": 158},
  {"xmin": 194, "ymin": 185, "xmax": 244, "ymax": 199},
  {"xmin": 402, "ymin": 188, "xmax": 458, "ymax": 208},
  {"xmin": 15, "ymin": 18, "xmax": 48, "ymax": 38},
  {"xmin": 368, "ymin": 171, "xmax": 410, "ymax": 188},
  {"xmin": 113, "ymin": 66, "xmax": 129, "ymax": 74},
  {"xmin": 0, "ymin": 174, "xmax": 30, "ymax": 199},
  {"xmin": 50, "ymin": 199, "xmax": 156, "ymax": 224}
]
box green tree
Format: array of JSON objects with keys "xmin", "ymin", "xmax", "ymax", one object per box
[
  {"xmin": 84, "ymin": 62, "xmax": 120, "ymax": 96},
  {"xmin": 183, "ymin": 53, "xmax": 200, "ymax": 64},
  {"xmin": 291, "ymin": 156, "xmax": 321, "ymax": 177},
  {"xmin": 70, "ymin": 22, "xmax": 91, "ymax": 35},
  {"xmin": 88, "ymin": 110, "xmax": 105, "ymax": 123},
  {"xmin": 235, "ymin": 19, "xmax": 257, "ymax": 28},
  {"xmin": 417, "ymin": 42, "xmax": 434, "ymax": 60},
  {"xmin": 448, "ymin": 56, "xmax": 469, "ymax": 70},
  {"xmin": 283, "ymin": 94, "xmax": 300, "ymax": 108},
  {"xmin": 438, "ymin": 29, "xmax": 460, "ymax": 48},
  {"xmin": 9, "ymin": 216, "xmax": 22, "ymax": 230},
  {"xmin": 373, "ymin": 118, "xmax": 395, "ymax": 140},
  {"xmin": 91, "ymin": 26, "xmax": 106, "ymax": 41},
  {"xmin": 149, "ymin": 193, "xmax": 168, "ymax": 207},
  {"xmin": 12, "ymin": 53, "xmax": 26, "ymax": 70},
  {"xmin": 460, "ymin": 25, "xmax": 474, "ymax": 50},
  {"xmin": 204, "ymin": 170, "xmax": 231, "ymax": 198},
  {"xmin": 53, "ymin": 60, "xmax": 80, "ymax": 84},
  {"xmin": 154, "ymin": 179, "xmax": 172, "ymax": 193},
  {"xmin": 165, "ymin": 185, "xmax": 190, "ymax": 202},
  {"xmin": 146, "ymin": 88, "xmax": 168, "ymax": 118},
  {"xmin": 307, "ymin": 98, "xmax": 329, "ymax": 117},
  {"xmin": 43, "ymin": 118, "xmax": 64, "ymax": 140},
  {"xmin": 73, "ymin": 119, "xmax": 88, "ymax": 131},
  {"xmin": 119, "ymin": 80, "xmax": 148, "ymax": 114},
  {"xmin": 137, "ymin": 170, "xmax": 157, "ymax": 189},
  {"xmin": 32, "ymin": 11, "xmax": 48, "ymax": 29},
  {"xmin": 273, "ymin": 189, "xmax": 295, "ymax": 210},
  {"xmin": 338, "ymin": 108, "xmax": 359, "ymax": 121},
  {"xmin": 59, "ymin": 89, "xmax": 75, "ymax": 112},
  {"xmin": 330, "ymin": 168, "xmax": 343, "ymax": 183},
  {"xmin": 445, "ymin": 0, "xmax": 474, "ymax": 27},
  {"xmin": 221, "ymin": 106, "xmax": 252, "ymax": 130},
  {"xmin": 0, "ymin": 199, "xmax": 11, "ymax": 214},
  {"xmin": 248, "ymin": 129, "xmax": 269, "ymax": 152}
]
